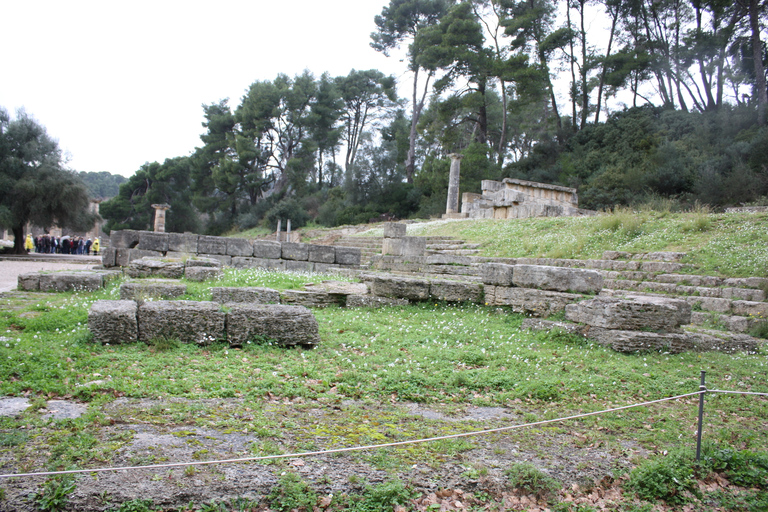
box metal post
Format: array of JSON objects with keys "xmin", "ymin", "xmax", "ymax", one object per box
[
  {"xmin": 696, "ymin": 370, "xmax": 706, "ymax": 462},
  {"xmin": 276, "ymin": 219, "xmax": 282, "ymax": 242}
]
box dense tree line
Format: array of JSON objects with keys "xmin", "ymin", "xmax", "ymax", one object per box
[{"xmin": 101, "ymin": 0, "xmax": 768, "ymax": 234}]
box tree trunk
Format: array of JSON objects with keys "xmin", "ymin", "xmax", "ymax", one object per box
[
  {"xmin": 405, "ymin": 67, "xmax": 431, "ymax": 184},
  {"xmin": 12, "ymin": 225, "xmax": 25, "ymax": 255},
  {"xmin": 595, "ymin": 11, "xmax": 618, "ymax": 124},
  {"xmin": 750, "ymin": 0, "xmax": 767, "ymax": 126}
]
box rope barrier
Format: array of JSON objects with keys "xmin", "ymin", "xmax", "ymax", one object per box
[
  {"xmin": 0, "ymin": 390, "xmax": 704, "ymax": 480},
  {"xmin": 708, "ymin": 389, "xmax": 768, "ymax": 397}
]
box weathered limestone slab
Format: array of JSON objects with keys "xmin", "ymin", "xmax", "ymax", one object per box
[
  {"xmin": 138, "ymin": 232, "xmax": 169, "ymax": 252},
  {"xmin": 167, "ymin": 233, "xmax": 198, "ymax": 253},
  {"xmin": 225, "ymin": 304, "xmax": 320, "ymax": 347},
  {"xmin": 88, "ymin": 300, "xmax": 138, "ymax": 344},
  {"xmin": 39, "ymin": 272, "xmax": 104, "ymax": 292},
  {"xmin": 565, "ymin": 295, "xmax": 691, "ymax": 331},
  {"xmin": 691, "ymin": 331, "xmax": 759, "ymax": 353},
  {"xmin": 602, "ymin": 251, "xmax": 632, "ymax": 260},
  {"xmin": 426, "ymin": 254, "xmax": 473, "ymax": 266},
  {"xmin": 211, "ymin": 287, "xmax": 280, "ymax": 304},
  {"xmin": 226, "ymin": 238, "xmax": 253, "ymax": 257},
  {"xmin": 17, "ymin": 273, "xmax": 40, "ymax": 291},
  {"xmin": 231, "ymin": 257, "xmax": 256, "ymax": 269},
  {"xmin": 184, "ymin": 266, "xmax": 223, "ymax": 282},
  {"xmin": 640, "ymin": 261, "xmax": 684, "ymax": 273},
  {"xmin": 642, "ymin": 282, "xmax": 678, "ymax": 294},
  {"xmin": 481, "ymin": 263, "xmax": 514, "ymax": 286},
  {"xmin": 110, "ymin": 230, "xmax": 140, "ymax": 249},
  {"xmin": 732, "ymin": 300, "xmax": 768, "ymax": 318},
  {"xmin": 369, "ymin": 275, "xmax": 430, "ymax": 301},
  {"xmin": 512, "ymin": 265, "xmax": 603, "ymax": 293},
  {"xmin": 198, "ymin": 254, "xmax": 232, "ymax": 266},
  {"xmin": 284, "ymin": 260, "xmax": 314, "ymax": 273},
  {"xmin": 115, "ymin": 249, "xmax": 163, "ymax": 267},
  {"xmin": 282, "ymin": 243, "xmax": 309, "ymax": 261},
  {"xmin": 485, "ymin": 286, "xmax": 582, "ymax": 316},
  {"xmin": 346, "ymin": 295, "xmax": 409, "ymax": 308},
  {"xmin": 185, "ymin": 257, "xmax": 222, "ymax": 268},
  {"xmin": 313, "ymin": 263, "xmax": 343, "ymax": 274},
  {"xmin": 198, "ymin": 236, "xmax": 227, "ymax": 255},
  {"xmin": 685, "ymin": 296, "xmax": 732, "ymax": 314},
  {"xmin": 119, "ymin": 280, "xmax": 187, "ymax": 301},
  {"xmin": 429, "ymin": 279, "xmax": 483, "ymax": 303},
  {"xmin": 253, "ymin": 241, "xmax": 282, "ymax": 259},
  {"xmin": 690, "ymin": 312, "xmax": 752, "ymax": 333},
  {"xmin": 259, "ymin": 258, "xmax": 286, "ymax": 271},
  {"xmin": 335, "ymin": 247, "xmax": 362, "ymax": 266},
  {"xmin": 308, "ymin": 245, "xmax": 335, "ymax": 263},
  {"xmin": 101, "ymin": 247, "xmax": 117, "ymax": 268},
  {"xmin": 381, "ymin": 237, "xmax": 426, "ymax": 257},
  {"xmin": 138, "ymin": 301, "xmax": 225, "ymax": 345},
  {"xmin": 586, "ymin": 327, "xmax": 694, "ymax": 353},
  {"xmin": 126, "ymin": 258, "xmax": 185, "ymax": 279},
  {"xmin": 383, "ymin": 222, "xmax": 407, "ymax": 238},
  {"xmin": 280, "ymin": 290, "xmax": 346, "ymax": 308},
  {"xmin": 521, "ymin": 318, "xmax": 589, "ymax": 336},
  {"xmin": 724, "ymin": 277, "xmax": 768, "ymax": 289},
  {"xmin": 656, "ymin": 274, "xmax": 722, "ymax": 287},
  {"xmin": 722, "ymin": 288, "xmax": 765, "ymax": 301}
]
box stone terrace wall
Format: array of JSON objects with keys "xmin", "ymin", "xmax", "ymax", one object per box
[{"xmin": 102, "ymin": 230, "xmax": 362, "ymax": 273}]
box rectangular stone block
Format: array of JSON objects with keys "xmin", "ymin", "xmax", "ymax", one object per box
[
  {"xmin": 586, "ymin": 327, "xmax": 694, "ymax": 354},
  {"xmin": 512, "ymin": 264, "xmax": 603, "ymax": 293},
  {"xmin": 138, "ymin": 301, "xmax": 225, "ymax": 345},
  {"xmin": 429, "ymin": 280, "xmax": 483, "ymax": 303},
  {"xmin": 225, "ymin": 304, "xmax": 320, "ymax": 347},
  {"xmin": 185, "ymin": 257, "xmax": 222, "ymax": 268},
  {"xmin": 313, "ymin": 263, "xmax": 342, "ymax": 274},
  {"xmin": 369, "ymin": 275, "xmax": 430, "ymax": 301},
  {"xmin": 167, "ymin": 233, "xmax": 198, "ymax": 253},
  {"xmin": 126, "ymin": 259, "xmax": 185, "ymax": 279},
  {"xmin": 260, "ymin": 258, "xmax": 286, "ymax": 271},
  {"xmin": 198, "ymin": 235, "xmax": 227, "ymax": 255},
  {"xmin": 732, "ymin": 300, "xmax": 768, "ymax": 318},
  {"xmin": 211, "ymin": 286, "xmax": 281, "ymax": 304},
  {"xmin": 226, "ymin": 238, "xmax": 254, "ymax": 257},
  {"xmin": 184, "ymin": 267, "xmax": 223, "ymax": 282},
  {"xmin": 308, "ymin": 245, "xmax": 335, "ymax": 263},
  {"xmin": 198, "ymin": 254, "xmax": 232, "ymax": 266},
  {"xmin": 282, "ymin": 242, "xmax": 309, "ymax": 261},
  {"xmin": 280, "ymin": 290, "xmax": 346, "ymax": 308},
  {"xmin": 230, "ymin": 257, "xmax": 256, "ymax": 268},
  {"xmin": 115, "ymin": 249, "xmax": 162, "ymax": 267},
  {"xmin": 685, "ymin": 296, "xmax": 732, "ymax": 314},
  {"xmin": 381, "ymin": 237, "xmax": 426, "ymax": 257},
  {"xmin": 110, "ymin": 230, "xmax": 140, "ymax": 249},
  {"xmin": 39, "ymin": 272, "xmax": 104, "ymax": 292},
  {"xmin": 101, "ymin": 247, "xmax": 117, "ymax": 267},
  {"xmin": 253, "ymin": 240, "xmax": 282, "ymax": 259},
  {"xmin": 119, "ymin": 280, "xmax": 188, "ymax": 300},
  {"xmin": 565, "ymin": 295, "xmax": 691, "ymax": 331},
  {"xmin": 138, "ymin": 232, "xmax": 169, "ymax": 252},
  {"xmin": 17, "ymin": 273, "xmax": 40, "ymax": 291},
  {"xmin": 284, "ymin": 260, "xmax": 314, "ymax": 273},
  {"xmin": 382, "ymin": 222, "xmax": 407, "ymax": 238},
  {"xmin": 335, "ymin": 247, "xmax": 361, "ymax": 266},
  {"xmin": 485, "ymin": 286, "xmax": 581, "ymax": 316},
  {"xmin": 481, "ymin": 263, "xmax": 514, "ymax": 286},
  {"xmin": 346, "ymin": 295, "xmax": 409, "ymax": 308},
  {"xmin": 88, "ymin": 300, "xmax": 138, "ymax": 344}
]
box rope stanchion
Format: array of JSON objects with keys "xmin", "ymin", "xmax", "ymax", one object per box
[{"xmin": 0, "ymin": 391, "xmax": 704, "ymax": 480}]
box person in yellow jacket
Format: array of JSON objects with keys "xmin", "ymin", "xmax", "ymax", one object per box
[
  {"xmin": 92, "ymin": 238, "xmax": 100, "ymax": 255},
  {"xmin": 24, "ymin": 234, "xmax": 34, "ymax": 253}
]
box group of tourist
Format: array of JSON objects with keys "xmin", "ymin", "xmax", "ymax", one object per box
[{"xmin": 24, "ymin": 234, "xmax": 100, "ymax": 255}]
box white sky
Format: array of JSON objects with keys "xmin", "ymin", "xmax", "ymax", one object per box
[{"xmin": 2, "ymin": 0, "xmax": 405, "ymax": 177}]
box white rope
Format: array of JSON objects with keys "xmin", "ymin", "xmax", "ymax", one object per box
[
  {"xmin": 708, "ymin": 389, "xmax": 768, "ymax": 397},
  {"xmin": 0, "ymin": 391, "xmax": 704, "ymax": 480}
]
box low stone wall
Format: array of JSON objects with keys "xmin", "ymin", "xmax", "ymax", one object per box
[
  {"xmin": 103, "ymin": 230, "xmax": 362, "ymax": 272},
  {"xmin": 88, "ymin": 300, "xmax": 320, "ymax": 347},
  {"xmin": 18, "ymin": 270, "xmax": 122, "ymax": 293}
]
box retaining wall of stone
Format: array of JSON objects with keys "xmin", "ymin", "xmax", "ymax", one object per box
[{"xmin": 17, "ymin": 270, "xmax": 122, "ymax": 293}]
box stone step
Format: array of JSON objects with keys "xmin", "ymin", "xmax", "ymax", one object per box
[
  {"xmin": 432, "ymin": 249, "xmax": 481, "ymax": 256},
  {"xmin": 602, "ymin": 279, "xmax": 765, "ymax": 302}
]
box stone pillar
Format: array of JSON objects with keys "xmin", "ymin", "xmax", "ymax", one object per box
[
  {"xmin": 276, "ymin": 219, "xmax": 282, "ymax": 242},
  {"xmin": 445, "ymin": 153, "xmax": 463, "ymax": 214},
  {"xmin": 151, "ymin": 204, "xmax": 171, "ymax": 233}
]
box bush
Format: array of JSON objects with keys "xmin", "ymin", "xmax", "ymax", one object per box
[
  {"xmin": 263, "ymin": 198, "xmax": 310, "ymax": 231},
  {"xmin": 351, "ymin": 479, "xmax": 414, "ymax": 512},
  {"xmin": 703, "ymin": 447, "xmax": 768, "ymax": 489},
  {"xmin": 626, "ymin": 449, "xmax": 698, "ymax": 505},
  {"xmin": 268, "ymin": 471, "xmax": 317, "ymax": 512},
  {"xmin": 506, "ymin": 462, "xmax": 561, "ymax": 501}
]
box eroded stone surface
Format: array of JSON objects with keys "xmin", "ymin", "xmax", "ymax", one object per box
[
  {"xmin": 586, "ymin": 327, "xmax": 694, "ymax": 353},
  {"xmin": 480, "ymin": 263, "xmax": 514, "ymax": 286},
  {"xmin": 184, "ymin": 266, "xmax": 223, "ymax": 282},
  {"xmin": 225, "ymin": 304, "xmax": 320, "ymax": 347},
  {"xmin": 346, "ymin": 295, "xmax": 409, "ymax": 308},
  {"xmin": 565, "ymin": 295, "xmax": 691, "ymax": 331},
  {"xmin": 485, "ymin": 286, "xmax": 582, "ymax": 316},
  {"xmin": 39, "ymin": 272, "xmax": 104, "ymax": 292},
  {"xmin": 210, "ymin": 286, "xmax": 280, "ymax": 304},
  {"xmin": 512, "ymin": 265, "xmax": 603, "ymax": 293},
  {"xmin": 138, "ymin": 301, "xmax": 226, "ymax": 345},
  {"xmin": 119, "ymin": 280, "xmax": 188, "ymax": 301},
  {"xmin": 280, "ymin": 290, "xmax": 346, "ymax": 308},
  {"xmin": 88, "ymin": 300, "xmax": 138, "ymax": 344},
  {"xmin": 369, "ymin": 275, "xmax": 430, "ymax": 301},
  {"xmin": 126, "ymin": 258, "xmax": 185, "ymax": 279},
  {"xmin": 429, "ymin": 279, "xmax": 483, "ymax": 303}
]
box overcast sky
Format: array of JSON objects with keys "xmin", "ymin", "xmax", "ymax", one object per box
[{"xmin": 2, "ymin": 0, "xmax": 405, "ymax": 177}]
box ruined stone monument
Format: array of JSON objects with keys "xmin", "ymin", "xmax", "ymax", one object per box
[
  {"xmin": 443, "ymin": 154, "xmax": 467, "ymax": 219},
  {"xmin": 151, "ymin": 204, "xmax": 171, "ymax": 232},
  {"xmin": 461, "ymin": 178, "xmax": 593, "ymax": 219}
]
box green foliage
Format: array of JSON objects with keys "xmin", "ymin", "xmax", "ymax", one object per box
[
  {"xmin": 106, "ymin": 499, "xmax": 156, "ymax": 512},
  {"xmin": 34, "ymin": 476, "xmax": 76, "ymax": 512},
  {"xmin": 263, "ymin": 197, "xmax": 310, "ymax": 231},
  {"xmin": 506, "ymin": 462, "xmax": 561, "ymax": 501},
  {"xmin": 267, "ymin": 472, "xmax": 317, "ymax": 512},
  {"xmin": 78, "ymin": 171, "xmax": 127, "ymax": 199},
  {"xmin": 351, "ymin": 479, "xmax": 414, "ymax": 512},
  {"xmin": 626, "ymin": 449, "xmax": 698, "ymax": 505},
  {"xmin": 703, "ymin": 447, "xmax": 768, "ymax": 489},
  {"xmin": 748, "ymin": 321, "xmax": 768, "ymax": 339}
]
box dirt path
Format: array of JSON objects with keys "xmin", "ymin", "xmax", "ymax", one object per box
[{"xmin": 0, "ymin": 257, "xmax": 100, "ymax": 293}]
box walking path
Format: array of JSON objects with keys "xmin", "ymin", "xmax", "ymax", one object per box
[{"xmin": 0, "ymin": 254, "xmax": 101, "ymax": 293}]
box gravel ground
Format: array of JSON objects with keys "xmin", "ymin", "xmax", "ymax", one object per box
[{"xmin": 0, "ymin": 257, "xmax": 100, "ymax": 293}]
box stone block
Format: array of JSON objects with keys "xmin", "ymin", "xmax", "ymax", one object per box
[
  {"xmin": 88, "ymin": 300, "xmax": 138, "ymax": 344},
  {"xmin": 640, "ymin": 261, "xmax": 684, "ymax": 273},
  {"xmin": 602, "ymin": 251, "xmax": 631, "ymax": 260},
  {"xmin": 426, "ymin": 254, "xmax": 473, "ymax": 266},
  {"xmin": 39, "ymin": 272, "xmax": 104, "ymax": 292},
  {"xmin": 110, "ymin": 230, "xmax": 140, "ymax": 249},
  {"xmin": 260, "ymin": 258, "xmax": 286, "ymax": 271},
  {"xmin": 226, "ymin": 238, "xmax": 253, "ymax": 257},
  {"xmin": 346, "ymin": 295, "xmax": 408, "ymax": 308},
  {"xmin": 185, "ymin": 257, "xmax": 222, "ymax": 268},
  {"xmin": 382, "ymin": 222, "xmax": 407, "ymax": 238},
  {"xmin": 198, "ymin": 235, "xmax": 227, "ymax": 255},
  {"xmin": 198, "ymin": 254, "xmax": 232, "ymax": 266},
  {"xmin": 119, "ymin": 280, "xmax": 188, "ymax": 301},
  {"xmin": 230, "ymin": 257, "xmax": 256, "ymax": 268},
  {"xmin": 369, "ymin": 275, "xmax": 430, "ymax": 301},
  {"xmin": 308, "ymin": 245, "xmax": 335, "ymax": 263},
  {"xmin": 138, "ymin": 232, "xmax": 169, "ymax": 252},
  {"xmin": 115, "ymin": 249, "xmax": 163, "ymax": 267},
  {"xmin": 284, "ymin": 260, "xmax": 314, "ymax": 273},
  {"xmin": 313, "ymin": 263, "xmax": 343, "ymax": 274},
  {"xmin": 335, "ymin": 247, "xmax": 362, "ymax": 266},
  {"xmin": 691, "ymin": 332, "xmax": 759, "ymax": 354},
  {"xmin": 512, "ymin": 265, "xmax": 603, "ymax": 293},
  {"xmin": 381, "ymin": 237, "xmax": 426, "ymax": 257},
  {"xmin": 480, "ymin": 263, "xmax": 514, "ymax": 286},
  {"xmin": 485, "ymin": 286, "xmax": 581, "ymax": 316},
  {"xmin": 101, "ymin": 247, "xmax": 117, "ymax": 268},
  {"xmin": 17, "ymin": 273, "xmax": 40, "ymax": 291},
  {"xmin": 685, "ymin": 296, "xmax": 732, "ymax": 314},
  {"xmin": 184, "ymin": 267, "xmax": 223, "ymax": 282},
  {"xmin": 521, "ymin": 318, "xmax": 590, "ymax": 336},
  {"xmin": 723, "ymin": 288, "xmax": 765, "ymax": 301},
  {"xmin": 586, "ymin": 327, "xmax": 695, "ymax": 353},
  {"xmin": 732, "ymin": 300, "xmax": 768, "ymax": 318},
  {"xmin": 138, "ymin": 301, "xmax": 225, "ymax": 345},
  {"xmin": 644, "ymin": 251, "xmax": 686, "ymax": 262},
  {"xmin": 282, "ymin": 243, "xmax": 309, "ymax": 261},
  {"xmin": 280, "ymin": 290, "xmax": 346, "ymax": 308},
  {"xmin": 167, "ymin": 233, "xmax": 199, "ymax": 253},
  {"xmin": 211, "ymin": 286, "xmax": 280, "ymax": 304},
  {"xmin": 429, "ymin": 279, "xmax": 483, "ymax": 303},
  {"xmin": 126, "ymin": 258, "xmax": 185, "ymax": 279},
  {"xmin": 253, "ymin": 241, "xmax": 282, "ymax": 259},
  {"xmin": 565, "ymin": 295, "xmax": 691, "ymax": 331},
  {"xmin": 225, "ymin": 304, "xmax": 320, "ymax": 347}
]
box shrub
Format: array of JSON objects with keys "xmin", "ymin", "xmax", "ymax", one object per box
[
  {"xmin": 626, "ymin": 449, "xmax": 698, "ymax": 505},
  {"xmin": 506, "ymin": 462, "xmax": 561, "ymax": 501},
  {"xmin": 268, "ymin": 471, "xmax": 317, "ymax": 512},
  {"xmin": 703, "ymin": 447, "xmax": 768, "ymax": 489},
  {"xmin": 34, "ymin": 476, "xmax": 76, "ymax": 512},
  {"xmin": 351, "ymin": 479, "xmax": 414, "ymax": 512},
  {"xmin": 748, "ymin": 320, "xmax": 768, "ymax": 340},
  {"xmin": 263, "ymin": 198, "xmax": 310, "ymax": 231}
]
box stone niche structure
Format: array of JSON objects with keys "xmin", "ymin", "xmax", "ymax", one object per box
[{"xmin": 461, "ymin": 178, "xmax": 594, "ymax": 219}]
